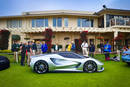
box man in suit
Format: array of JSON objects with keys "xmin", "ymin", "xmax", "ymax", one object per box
[
  {"xmin": 89, "ymin": 42, "xmax": 95, "ymax": 57},
  {"xmin": 20, "ymin": 42, "xmax": 27, "ymax": 66}
]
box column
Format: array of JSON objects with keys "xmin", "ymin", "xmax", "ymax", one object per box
[
  {"xmin": 104, "ymin": 14, "xmax": 107, "ymax": 28},
  {"xmin": 8, "ymin": 32, "xmax": 12, "ymax": 50},
  {"xmin": 114, "ymin": 31, "xmax": 118, "ymax": 51},
  {"xmin": 114, "ymin": 31, "xmax": 118, "ymax": 38}
]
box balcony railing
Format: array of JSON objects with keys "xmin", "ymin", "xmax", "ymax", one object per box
[{"xmin": 110, "ymin": 18, "xmax": 130, "ymax": 27}]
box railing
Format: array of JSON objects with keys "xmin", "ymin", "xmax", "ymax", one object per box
[{"xmin": 110, "ymin": 18, "xmax": 130, "ymax": 27}]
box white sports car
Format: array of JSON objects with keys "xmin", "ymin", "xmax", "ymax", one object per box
[{"xmin": 30, "ymin": 52, "xmax": 104, "ymax": 74}]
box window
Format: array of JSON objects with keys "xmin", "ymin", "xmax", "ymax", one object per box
[
  {"xmin": 53, "ymin": 17, "xmax": 62, "ymax": 27},
  {"xmin": 64, "ymin": 18, "xmax": 68, "ymax": 27},
  {"xmin": 77, "ymin": 18, "xmax": 81, "ymax": 27},
  {"xmin": 77, "ymin": 18, "xmax": 93, "ymax": 27},
  {"xmin": 57, "ymin": 17, "xmax": 62, "ymax": 27},
  {"xmin": 7, "ymin": 20, "xmax": 22, "ymax": 28},
  {"xmin": 32, "ymin": 18, "xmax": 48, "ymax": 27},
  {"xmin": 59, "ymin": 52, "xmax": 84, "ymax": 59},
  {"xmin": 36, "ymin": 19, "xmax": 44, "ymax": 27},
  {"xmin": 45, "ymin": 18, "xmax": 48, "ymax": 27},
  {"xmin": 53, "ymin": 18, "xmax": 56, "ymax": 27}
]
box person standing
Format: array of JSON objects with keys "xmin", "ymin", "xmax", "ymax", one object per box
[
  {"xmin": 104, "ymin": 42, "xmax": 111, "ymax": 61},
  {"xmin": 36, "ymin": 41, "xmax": 42, "ymax": 54},
  {"xmin": 26, "ymin": 41, "xmax": 32, "ymax": 66},
  {"xmin": 71, "ymin": 41, "xmax": 76, "ymax": 52},
  {"xmin": 81, "ymin": 41, "xmax": 88, "ymax": 56},
  {"xmin": 89, "ymin": 42, "xmax": 95, "ymax": 58},
  {"xmin": 100, "ymin": 42, "xmax": 104, "ymax": 54},
  {"xmin": 32, "ymin": 42, "xmax": 37, "ymax": 55},
  {"xmin": 53, "ymin": 43, "xmax": 60, "ymax": 52},
  {"xmin": 20, "ymin": 42, "xmax": 27, "ymax": 66},
  {"xmin": 41, "ymin": 41, "xmax": 48, "ymax": 53},
  {"xmin": 67, "ymin": 43, "xmax": 72, "ymax": 51},
  {"xmin": 11, "ymin": 41, "xmax": 20, "ymax": 63}
]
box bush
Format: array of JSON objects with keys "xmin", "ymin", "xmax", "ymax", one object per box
[
  {"xmin": 97, "ymin": 44, "xmax": 100, "ymax": 48},
  {"xmin": 0, "ymin": 50, "xmax": 12, "ymax": 53},
  {"xmin": 12, "ymin": 35, "xmax": 21, "ymax": 41}
]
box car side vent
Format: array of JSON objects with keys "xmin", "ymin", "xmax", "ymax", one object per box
[{"xmin": 50, "ymin": 58, "xmax": 61, "ymax": 65}]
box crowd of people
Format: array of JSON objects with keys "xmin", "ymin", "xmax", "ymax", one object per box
[
  {"xmin": 11, "ymin": 40, "xmax": 130, "ymax": 66},
  {"xmin": 11, "ymin": 41, "xmax": 48, "ymax": 66}
]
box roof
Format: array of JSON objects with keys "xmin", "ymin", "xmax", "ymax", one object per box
[
  {"xmin": 0, "ymin": 10, "xmax": 97, "ymax": 19},
  {"xmin": 97, "ymin": 8, "xmax": 130, "ymax": 15},
  {"xmin": 22, "ymin": 10, "xmax": 95, "ymax": 15},
  {"xmin": 1, "ymin": 8, "xmax": 130, "ymax": 19}
]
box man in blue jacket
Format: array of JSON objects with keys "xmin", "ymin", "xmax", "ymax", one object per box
[
  {"xmin": 41, "ymin": 41, "xmax": 48, "ymax": 53},
  {"xmin": 89, "ymin": 42, "xmax": 95, "ymax": 57},
  {"xmin": 104, "ymin": 42, "xmax": 111, "ymax": 61}
]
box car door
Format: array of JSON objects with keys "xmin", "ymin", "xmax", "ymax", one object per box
[{"xmin": 53, "ymin": 52, "xmax": 83, "ymax": 70}]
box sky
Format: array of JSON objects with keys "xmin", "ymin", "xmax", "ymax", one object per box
[{"xmin": 0, "ymin": 0, "xmax": 130, "ymax": 16}]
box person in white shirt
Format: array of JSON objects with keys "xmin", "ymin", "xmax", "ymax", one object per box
[
  {"xmin": 54, "ymin": 43, "xmax": 60, "ymax": 52},
  {"xmin": 81, "ymin": 41, "xmax": 88, "ymax": 56}
]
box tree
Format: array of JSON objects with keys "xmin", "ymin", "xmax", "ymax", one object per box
[
  {"xmin": 44, "ymin": 28, "xmax": 53, "ymax": 53},
  {"xmin": 113, "ymin": 33, "xmax": 124, "ymax": 50},
  {"xmin": 0, "ymin": 30, "xmax": 10, "ymax": 50},
  {"xmin": 80, "ymin": 31, "xmax": 88, "ymax": 42},
  {"xmin": 75, "ymin": 31, "xmax": 88, "ymax": 52}
]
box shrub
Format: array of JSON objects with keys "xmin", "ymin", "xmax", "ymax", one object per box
[
  {"xmin": 12, "ymin": 35, "xmax": 21, "ymax": 41},
  {"xmin": 0, "ymin": 50, "xmax": 12, "ymax": 53},
  {"xmin": 97, "ymin": 44, "xmax": 100, "ymax": 48}
]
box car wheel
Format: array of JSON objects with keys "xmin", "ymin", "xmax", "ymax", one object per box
[
  {"xmin": 34, "ymin": 60, "xmax": 48, "ymax": 74},
  {"xmin": 127, "ymin": 62, "xmax": 130, "ymax": 66},
  {"xmin": 83, "ymin": 60, "xmax": 97, "ymax": 73}
]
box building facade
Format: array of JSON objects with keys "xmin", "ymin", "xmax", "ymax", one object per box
[{"xmin": 0, "ymin": 8, "xmax": 130, "ymax": 51}]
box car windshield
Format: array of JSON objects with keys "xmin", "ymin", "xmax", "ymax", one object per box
[{"xmin": 58, "ymin": 52, "xmax": 85, "ymax": 59}]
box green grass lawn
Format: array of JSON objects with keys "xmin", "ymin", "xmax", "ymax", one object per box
[{"xmin": 0, "ymin": 53, "xmax": 130, "ymax": 87}]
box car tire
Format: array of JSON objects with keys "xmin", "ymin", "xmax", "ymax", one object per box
[
  {"xmin": 83, "ymin": 60, "xmax": 97, "ymax": 73},
  {"xmin": 127, "ymin": 62, "xmax": 130, "ymax": 66},
  {"xmin": 34, "ymin": 60, "xmax": 48, "ymax": 74}
]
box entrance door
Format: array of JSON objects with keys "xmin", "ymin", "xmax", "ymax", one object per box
[{"xmin": 125, "ymin": 39, "xmax": 130, "ymax": 48}]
